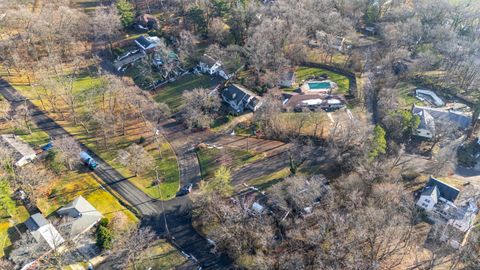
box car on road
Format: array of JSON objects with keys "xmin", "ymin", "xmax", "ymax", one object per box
[
  {"xmin": 41, "ymin": 141, "xmax": 53, "ymax": 151},
  {"xmin": 177, "ymin": 183, "xmax": 193, "ymax": 196},
  {"xmin": 80, "ymin": 151, "xmax": 98, "ymax": 170}
]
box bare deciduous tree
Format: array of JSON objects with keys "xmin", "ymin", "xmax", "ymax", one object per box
[
  {"xmin": 117, "ymin": 144, "xmax": 155, "ymax": 177},
  {"xmin": 52, "ymin": 136, "xmax": 82, "ymax": 170}
]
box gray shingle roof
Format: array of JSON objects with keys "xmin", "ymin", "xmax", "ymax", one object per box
[
  {"xmin": 412, "ymin": 105, "xmax": 472, "ymax": 130},
  {"xmin": 25, "ymin": 213, "xmax": 49, "ymax": 231},
  {"xmin": 57, "ymin": 196, "xmax": 102, "ymax": 237},
  {"xmin": 426, "ymin": 177, "xmax": 460, "ymax": 203},
  {"xmin": 0, "ymin": 134, "xmax": 36, "ymax": 161}
]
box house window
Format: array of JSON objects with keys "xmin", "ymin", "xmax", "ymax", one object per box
[
  {"xmin": 425, "ymin": 199, "xmax": 430, "ymax": 203},
  {"xmin": 422, "ymin": 203, "xmax": 428, "ymax": 208}
]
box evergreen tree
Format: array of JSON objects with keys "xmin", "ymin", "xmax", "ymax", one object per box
[{"xmin": 116, "ymin": 0, "xmax": 135, "ymax": 29}]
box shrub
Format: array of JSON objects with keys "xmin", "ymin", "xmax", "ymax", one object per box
[
  {"xmin": 98, "ymin": 217, "xmax": 109, "ymax": 227},
  {"xmin": 96, "ymin": 220, "xmax": 113, "ymax": 250}
]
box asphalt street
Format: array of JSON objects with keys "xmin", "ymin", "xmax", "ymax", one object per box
[{"xmin": 0, "ymin": 78, "xmax": 233, "ymax": 269}]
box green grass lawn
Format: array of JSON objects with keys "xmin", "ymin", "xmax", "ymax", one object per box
[
  {"xmin": 197, "ymin": 147, "xmax": 264, "ymax": 179},
  {"xmin": 0, "ymin": 182, "xmax": 30, "ymax": 258},
  {"xmin": 19, "ymin": 127, "xmax": 51, "ymax": 148},
  {"xmin": 153, "ymin": 74, "xmax": 218, "ymax": 112},
  {"xmin": 36, "ymin": 171, "xmax": 138, "ymax": 224},
  {"xmin": 61, "ymin": 123, "xmax": 180, "ymax": 200},
  {"xmin": 396, "ymin": 82, "xmax": 427, "ymax": 108},
  {"xmin": 8, "ymin": 70, "xmax": 181, "ymax": 201},
  {"xmin": 292, "ymin": 66, "xmax": 350, "ymax": 94}
]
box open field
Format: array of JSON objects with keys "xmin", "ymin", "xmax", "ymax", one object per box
[{"xmin": 153, "ymin": 74, "xmax": 220, "ymax": 112}]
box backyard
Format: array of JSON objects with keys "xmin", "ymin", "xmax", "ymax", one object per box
[
  {"xmin": 0, "ymin": 183, "xmax": 30, "ymax": 258},
  {"xmin": 285, "ymin": 66, "xmax": 351, "ymax": 94}
]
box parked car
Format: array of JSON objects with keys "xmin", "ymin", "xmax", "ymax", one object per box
[
  {"xmin": 177, "ymin": 183, "xmax": 193, "ymax": 196},
  {"xmin": 80, "ymin": 151, "xmax": 98, "ymax": 170},
  {"xmin": 41, "ymin": 141, "xmax": 53, "ymax": 151}
]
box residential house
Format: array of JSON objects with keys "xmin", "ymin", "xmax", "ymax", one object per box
[
  {"xmin": 412, "ymin": 105, "xmax": 472, "ymax": 139},
  {"xmin": 199, "ymin": 54, "xmax": 222, "ymax": 76},
  {"xmin": 284, "ymin": 94, "xmax": 346, "ymax": 112},
  {"xmin": 221, "ymin": 84, "xmax": 263, "ymax": 113},
  {"xmin": 25, "ymin": 213, "xmax": 65, "ymax": 250},
  {"xmin": 134, "ymin": 35, "xmax": 162, "ymax": 52},
  {"xmin": 412, "ymin": 108, "xmax": 436, "ymax": 140},
  {"xmin": 416, "ymin": 177, "xmax": 460, "ymax": 211},
  {"xmin": 415, "ymin": 89, "xmax": 445, "ymax": 107},
  {"xmin": 113, "ymin": 49, "xmax": 146, "ymax": 71},
  {"xmin": 416, "ymin": 177, "xmax": 478, "ymax": 248},
  {"xmin": 0, "ymin": 134, "xmax": 36, "ymax": 166},
  {"xmin": 198, "ymin": 54, "xmax": 235, "ymax": 80},
  {"xmin": 278, "ymin": 70, "xmax": 296, "ymax": 88},
  {"xmin": 57, "ymin": 196, "xmax": 102, "ymax": 239},
  {"xmin": 309, "ymin": 30, "xmax": 349, "ymax": 52}
]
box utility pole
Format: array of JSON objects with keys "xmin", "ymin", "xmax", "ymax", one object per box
[{"xmin": 155, "ymin": 167, "xmax": 170, "ymax": 238}]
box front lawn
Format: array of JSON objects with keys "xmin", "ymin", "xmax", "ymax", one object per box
[
  {"xmin": 7, "ymin": 71, "xmax": 181, "ymax": 201},
  {"xmin": 197, "ymin": 147, "xmax": 264, "ymax": 179},
  {"xmin": 153, "ymin": 74, "xmax": 220, "ymax": 112},
  {"xmin": 289, "ymin": 66, "xmax": 350, "ymax": 94},
  {"xmin": 19, "ymin": 127, "xmax": 51, "ymax": 149},
  {"xmin": 36, "ymin": 171, "xmax": 138, "ymax": 224},
  {"xmin": 61, "ymin": 122, "xmax": 180, "ymax": 200}
]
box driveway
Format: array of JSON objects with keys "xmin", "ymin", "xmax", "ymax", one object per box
[{"xmin": 0, "ymin": 78, "xmax": 233, "ymax": 269}]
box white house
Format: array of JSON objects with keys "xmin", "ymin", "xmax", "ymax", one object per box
[
  {"xmin": 198, "ymin": 54, "xmax": 235, "ymax": 80},
  {"xmin": 417, "ymin": 177, "xmax": 479, "ymax": 248},
  {"xmin": 416, "ymin": 177, "xmax": 460, "ymax": 211},
  {"xmin": 199, "ymin": 54, "xmax": 222, "ymax": 75},
  {"xmin": 0, "ymin": 134, "xmax": 36, "ymax": 167},
  {"xmin": 25, "ymin": 213, "xmax": 65, "ymax": 250}
]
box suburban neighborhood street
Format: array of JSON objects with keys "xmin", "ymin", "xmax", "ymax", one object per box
[{"xmin": 0, "ymin": 78, "xmax": 233, "ymax": 269}]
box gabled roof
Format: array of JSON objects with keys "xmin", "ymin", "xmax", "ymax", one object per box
[
  {"xmin": 222, "ymin": 84, "xmax": 254, "ymax": 105},
  {"xmin": 25, "ymin": 213, "xmax": 64, "ymax": 250},
  {"xmin": 415, "ymin": 109, "xmax": 436, "ymax": 133},
  {"xmin": 200, "ymin": 54, "xmax": 219, "ymax": 67},
  {"xmin": 135, "ymin": 35, "xmax": 161, "ymax": 50},
  {"xmin": 0, "ymin": 134, "xmax": 35, "ymax": 157},
  {"xmin": 25, "ymin": 213, "xmax": 49, "ymax": 231},
  {"xmin": 421, "ymin": 185, "xmax": 439, "ymax": 204},
  {"xmin": 412, "ymin": 105, "xmax": 471, "ymax": 130},
  {"xmin": 0, "ymin": 134, "xmax": 36, "ymax": 161},
  {"xmin": 57, "ymin": 196, "xmax": 102, "ymax": 237},
  {"xmin": 426, "ymin": 177, "xmax": 460, "ymax": 203}
]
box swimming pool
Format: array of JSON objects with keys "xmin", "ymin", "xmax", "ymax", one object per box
[{"xmin": 308, "ymin": 81, "xmax": 332, "ymax": 90}]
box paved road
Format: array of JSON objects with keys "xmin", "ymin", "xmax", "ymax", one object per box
[{"xmin": 0, "ymin": 78, "xmax": 233, "ymax": 269}]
